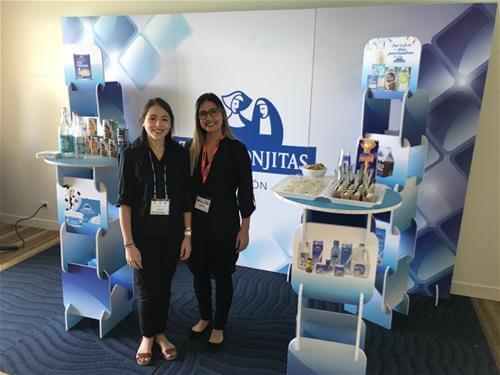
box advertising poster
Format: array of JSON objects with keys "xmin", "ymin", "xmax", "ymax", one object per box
[{"xmin": 61, "ymin": 3, "xmax": 497, "ymax": 299}]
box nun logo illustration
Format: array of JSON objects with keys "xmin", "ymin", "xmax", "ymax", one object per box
[
  {"xmin": 221, "ymin": 90, "xmax": 315, "ymax": 175},
  {"xmin": 222, "ymin": 91, "xmax": 283, "ymax": 148}
]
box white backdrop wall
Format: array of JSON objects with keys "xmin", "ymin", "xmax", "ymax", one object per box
[{"xmin": 0, "ymin": 1, "xmax": 499, "ymax": 301}]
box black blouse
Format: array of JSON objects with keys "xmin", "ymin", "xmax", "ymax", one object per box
[
  {"xmin": 117, "ymin": 131, "xmax": 192, "ymax": 239},
  {"xmin": 189, "ymin": 138, "xmax": 255, "ymax": 238}
]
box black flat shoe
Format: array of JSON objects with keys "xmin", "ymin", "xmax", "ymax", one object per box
[
  {"xmin": 188, "ymin": 323, "xmax": 210, "ymax": 339},
  {"xmin": 206, "ymin": 340, "xmax": 224, "ymax": 351}
]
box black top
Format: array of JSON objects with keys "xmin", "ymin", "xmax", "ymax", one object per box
[
  {"xmin": 188, "ymin": 138, "xmax": 255, "ymax": 238},
  {"xmin": 117, "ymin": 129, "xmax": 192, "ymax": 239}
]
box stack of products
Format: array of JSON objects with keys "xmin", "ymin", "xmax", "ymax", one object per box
[
  {"xmin": 328, "ymin": 139, "xmax": 378, "ymax": 202},
  {"xmin": 297, "ymin": 239, "xmax": 370, "ymax": 278},
  {"xmin": 58, "ymin": 107, "xmax": 128, "ymax": 158},
  {"xmin": 366, "ymin": 49, "xmax": 411, "ymax": 92}
]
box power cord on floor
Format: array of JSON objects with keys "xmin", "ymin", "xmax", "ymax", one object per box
[{"xmin": 0, "ymin": 203, "xmax": 48, "ymax": 251}]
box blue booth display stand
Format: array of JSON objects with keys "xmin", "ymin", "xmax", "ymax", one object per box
[
  {"xmin": 44, "ymin": 157, "xmax": 134, "ymax": 338},
  {"xmin": 347, "ymin": 87, "xmax": 429, "ymax": 329},
  {"xmin": 277, "ymin": 35, "xmax": 428, "ymax": 374},
  {"xmin": 275, "ymin": 190, "xmax": 401, "ymax": 374}
]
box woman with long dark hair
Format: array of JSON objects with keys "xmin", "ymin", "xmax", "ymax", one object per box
[{"xmin": 117, "ymin": 98, "xmax": 192, "ymax": 365}]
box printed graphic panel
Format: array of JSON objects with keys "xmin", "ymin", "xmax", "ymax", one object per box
[{"xmin": 60, "ymin": 4, "xmax": 497, "ymax": 299}]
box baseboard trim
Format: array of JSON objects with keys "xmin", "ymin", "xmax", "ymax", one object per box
[
  {"xmin": 0, "ymin": 213, "xmax": 59, "ymax": 231},
  {"xmin": 452, "ymin": 280, "xmax": 500, "ymax": 301}
]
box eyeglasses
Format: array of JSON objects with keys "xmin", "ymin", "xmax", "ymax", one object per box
[{"xmin": 198, "ymin": 107, "xmax": 222, "ymax": 120}]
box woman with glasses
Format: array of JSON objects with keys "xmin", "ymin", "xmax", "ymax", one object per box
[
  {"xmin": 187, "ymin": 93, "xmax": 255, "ymax": 348},
  {"xmin": 117, "ymin": 98, "xmax": 192, "ymax": 365}
]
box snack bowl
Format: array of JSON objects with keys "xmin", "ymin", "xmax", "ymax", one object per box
[{"xmin": 301, "ymin": 163, "xmax": 327, "ymax": 178}]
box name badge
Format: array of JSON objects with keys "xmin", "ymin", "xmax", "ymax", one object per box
[
  {"xmin": 150, "ymin": 199, "xmax": 170, "ymax": 215},
  {"xmin": 195, "ymin": 196, "xmax": 211, "ymax": 213}
]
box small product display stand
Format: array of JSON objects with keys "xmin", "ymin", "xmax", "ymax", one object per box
[
  {"xmin": 39, "ymin": 44, "xmax": 133, "ymax": 338},
  {"xmin": 44, "ymin": 157, "xmax": 133, "ymax": 338},
  {"xmin": 275, "ymin": 188, "xmax": 401, "ymax": 374}
]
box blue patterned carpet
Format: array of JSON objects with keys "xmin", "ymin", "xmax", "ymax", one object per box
[{"xmin": 0, "ymin": 246, "xmax": 497, "ymax": 374}]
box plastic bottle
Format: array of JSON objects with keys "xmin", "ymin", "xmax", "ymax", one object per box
[
  {"xmin": 367, "ymin": 66, "xmax": 378, "ymax": 89},
  {"xmin": 373, "ymin": 50, "xmax": 386, "ymax": 88},
  {"xmin": 312, "ymin": 240, "xmax": 324, "ymax": 264},
  {"xmin": 73, "ymin": 117, "xmax": 86, "ymax": 155},
  {"xmin": 340, "ymin": 243, "xmax": 353, "ymax": 273},
  {"xmin": 351, "ymin": 243, "xmax": 370, "ymax": 278},
  {"xmin": 58, "ymin": 107, "xmax": 74, "ymax": 153},
  {"xmin": 330, "ymin": 240, "xmax": 341, "ymax": 265},
  {"xmin": 338, "ymin": 148, "xmax": 351, "ymax": 181}
]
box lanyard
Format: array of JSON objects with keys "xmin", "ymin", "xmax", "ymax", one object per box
[
  {"xmin": 201, "ymin": 138, "xmax": 223, "ymax": 184},
  {"xmin": 148, "ymin": 150, "xmax": 167, "ymax": 199}
]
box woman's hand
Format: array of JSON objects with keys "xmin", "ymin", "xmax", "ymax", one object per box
[
  {"xmin": 126, "ymin": 244, "xmax": 142, "ymax": 270},
  {"xmin": 180, "ymin": 236, "xmax": 191, "ymax": 261},
  {"xmin": 235, "ymin": 228, "xmax": 249, "ymax": 252}
]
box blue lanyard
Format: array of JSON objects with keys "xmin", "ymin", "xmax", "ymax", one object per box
[{"xmin": 148, "ymin": 150, "xmax": 167, "ymax": 199}]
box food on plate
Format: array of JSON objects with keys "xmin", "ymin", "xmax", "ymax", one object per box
[{"xmin": 302, "ymin": 163, "xmax": 326, "ymax": 170}]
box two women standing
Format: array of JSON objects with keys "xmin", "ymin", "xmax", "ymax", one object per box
[{"xmin": 117, "ymin": 93, "xmax": 255, "ymax": 365}]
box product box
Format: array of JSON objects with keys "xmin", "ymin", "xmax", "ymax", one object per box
[
  {"xmin": 356, "ymin": 138, "xmax": 379, "ymax": 182},
  {"xmin": 377, "ymin": 146, "xmax": 394, "ymax": 177}
]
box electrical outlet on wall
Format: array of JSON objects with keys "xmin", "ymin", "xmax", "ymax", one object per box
[{"xmin": 40, "ymin": 201, "xmax": 49, "ymax": 209}]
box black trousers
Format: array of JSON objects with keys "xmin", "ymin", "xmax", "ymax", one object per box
[
  {"xmin": 134, "ymin": 235, "xmax": 181, "ymax": 337},
  {"xmin": 189, "ymin": 236, "xmax": 238, "ymax": 330}
]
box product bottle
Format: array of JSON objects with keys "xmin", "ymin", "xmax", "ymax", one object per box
[
  {"xmin": 117, "ymin": 126, "xmax": 129, "ymax": 152},
  {"xmin": 312, "ymin": 240, "xmax": 324, "ymax": 264},
  {"xmin": 298, "ymin": 240, "xmax": 311, "ymax": 270},
  {"xmin": 373, "ymin": 50, "xmax": 386, "ymax": 88},
  {"xmin": 58, "ymin": 107, "xmax": 74, "ymax": 153},
  {"xmin": 351, "ymin": 243, "xmax": 370, "ymax": 278},
  {"xmin": 330, "ymin": 240, "xmax": 341, "ymax": 265},
  {"xmin": 305, "ymin": 257, "xmax": 313, "ymax": 273},
  {"xmin": 73, "ymin": 117, "xmax": 86, "ymax": 155},
  {"xmin": 398, "ymin": 67, "xmax": 410, "ymax": 91},
  {"xmin": 340, "ymin": 243, "xmax": 353, "ymax": 274},
  {"xmin": 367, "ymin": 66, "xmax": 378, "ymax": 89},
  {"xmin": 338, "ymin": 148, "xmax": 351, "ymax": 181}
]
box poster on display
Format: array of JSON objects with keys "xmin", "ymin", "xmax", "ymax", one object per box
[
  {"xmin": 61, "ymin": 3, "xmax": 497, "ymax": 299},
  {"xmin": 361, "ymin": 36, "xmax": 421, "ymax": 96},
  {"xmin": 56, "ymin": 177, "xmax": 108, "ymax": 235},
  {"xmin": 73, "ymin": 54, "xmax": 92, "ymax": 80}
]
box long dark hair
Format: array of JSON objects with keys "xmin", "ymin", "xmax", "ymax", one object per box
[{"xmin": 139, "ymin": 97, "xmax": 175, "ymax": 139}]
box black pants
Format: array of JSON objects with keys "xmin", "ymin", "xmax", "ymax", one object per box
[
  {"xmin": 134, "ymin": 235, "xmax": 181, "ymax": 337},
  {"xmin": 189, "ymin": 236, "xmax": 238, "ymax": 330}
]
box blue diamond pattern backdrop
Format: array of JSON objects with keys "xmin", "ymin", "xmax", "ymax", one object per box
[
  {"xmin": 414, "ymin": 3, "xmax": 496, "ymax": 297},
  {"xmin": 61, "ymin": 3, "xmax": 497, "ymax": 299}
]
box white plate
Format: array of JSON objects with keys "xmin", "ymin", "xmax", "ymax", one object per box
[
  {"xmin": 321, "ymin": 183, "xmax": 387, "ymax": 207},
  {"xmin": 272, "ymin": 175, "xmax": 334, "ymax": 201}
]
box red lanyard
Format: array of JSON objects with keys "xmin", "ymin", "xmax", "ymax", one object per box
[{"xmin": 201, "ymin": 139, "xmax": 222, "ymax": 183}]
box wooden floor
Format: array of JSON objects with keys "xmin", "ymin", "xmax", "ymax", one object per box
[
  {"xmin": 0, "ymin": 224, "xmax": 498, "ymax": 368},
  {"xmin": 0, "ymin": 223, "xmax": 59, "ymax": 271},
  {"xmin": 472, "ymin": 297, "xmax": 500, "ymax": 369}
]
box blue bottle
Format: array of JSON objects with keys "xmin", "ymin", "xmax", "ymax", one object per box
[
  {"xmin": 312, "ymin": 240, "xmax": 324, "ymax": 263},
  {"xmin": 340, "ymin": 243, "xmax": 353, "ymax": 272},
  {"xmin": 330, "ymin": 240, "xmax": 341, "ymax": 265}
]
